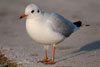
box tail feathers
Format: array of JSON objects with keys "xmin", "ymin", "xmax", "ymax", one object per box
[
  {"xmin": 73, "ymin": 21, "xmax": 82, "ymax": 27},
  {"xmin": 73, "ymin": 21, "xmax": 82, "ymax": 32},
  {"xmin": 73, "ymin": 21, "xmax": 90, "ymax": 32}
]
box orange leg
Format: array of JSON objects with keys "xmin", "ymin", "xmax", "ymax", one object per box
[
  {"xmin": 38, "ymin": 47, "xmax": 49, "ymax": 63},
  {"xmin": 45, "ymin": 45, "xmax": 55, "ymax": 64}
]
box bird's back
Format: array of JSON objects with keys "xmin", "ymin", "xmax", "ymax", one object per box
[{"xmin": 43, "ymin": 12, "xmax": 76, "ymax": 37}]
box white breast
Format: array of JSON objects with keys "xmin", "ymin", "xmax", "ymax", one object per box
[{"xmin": 26, "ymin": 19, "xmax": 65, "ymax": 45}]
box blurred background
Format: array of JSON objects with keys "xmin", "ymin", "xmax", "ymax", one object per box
[{"xmin": 0, "ymin": 0, "xmax": 100, "ymax": 67}]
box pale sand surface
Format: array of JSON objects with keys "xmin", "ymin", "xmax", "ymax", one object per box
[{"xmin": 0, "ymin": 0, "xmax": 100, "ymax": 67}]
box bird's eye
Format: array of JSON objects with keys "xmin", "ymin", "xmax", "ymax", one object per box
[
  {"xmin": 31, "ymin": 10, "xmax": 34, "ymax": 13},
  {"xmin": 37, "ymin": 9, "xmax": 40, "ymax": 13}
]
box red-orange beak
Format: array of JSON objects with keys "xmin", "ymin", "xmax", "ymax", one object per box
[{"xmin": 19, "ymin": 14, "xmax": 28, "ymax": 19}]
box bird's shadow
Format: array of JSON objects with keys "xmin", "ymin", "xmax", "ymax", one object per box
[
  {"xmin": 74, "ymin": 40, "xmax": 100, "ymax": 52},
  {"xmin": 56, "ymin": 40, "xmax": 100, "ymax": 63}
]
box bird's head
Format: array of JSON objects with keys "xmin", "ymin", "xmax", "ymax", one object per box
[{"xmin": 20, "ymin": 3, "xmax": 42, "ymax": 19}]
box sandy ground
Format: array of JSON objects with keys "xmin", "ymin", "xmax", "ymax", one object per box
[{"xmin": 0, "ymin": 0, "xmax": 100, "ymax": 67}]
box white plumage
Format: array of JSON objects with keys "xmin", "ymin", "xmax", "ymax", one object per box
[{"xmin": 25, "ymin": 4, "xmax": 77, "ymax": 45}]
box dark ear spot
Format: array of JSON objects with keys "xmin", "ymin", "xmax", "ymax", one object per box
[
  {"xmin": 37, "ymin": 9, "xmax": 40, "ymax": 13},
  {"xmin": 31, "ymin": 10, "xmax": 34, "ymax": 13}
]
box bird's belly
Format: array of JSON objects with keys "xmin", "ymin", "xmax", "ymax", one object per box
[{"xmin": 26, "ymin": 22, "xmax": 64, "ymax": 45}]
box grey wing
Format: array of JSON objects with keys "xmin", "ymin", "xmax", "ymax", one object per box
[{"xmin": 51, "ymin": 13, "xmax": 75, "ymax": 37}]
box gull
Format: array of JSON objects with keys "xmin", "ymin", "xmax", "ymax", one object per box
[{"xmin": 20, "ymin": 3, "xmax": 82, "ymax": 64}]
